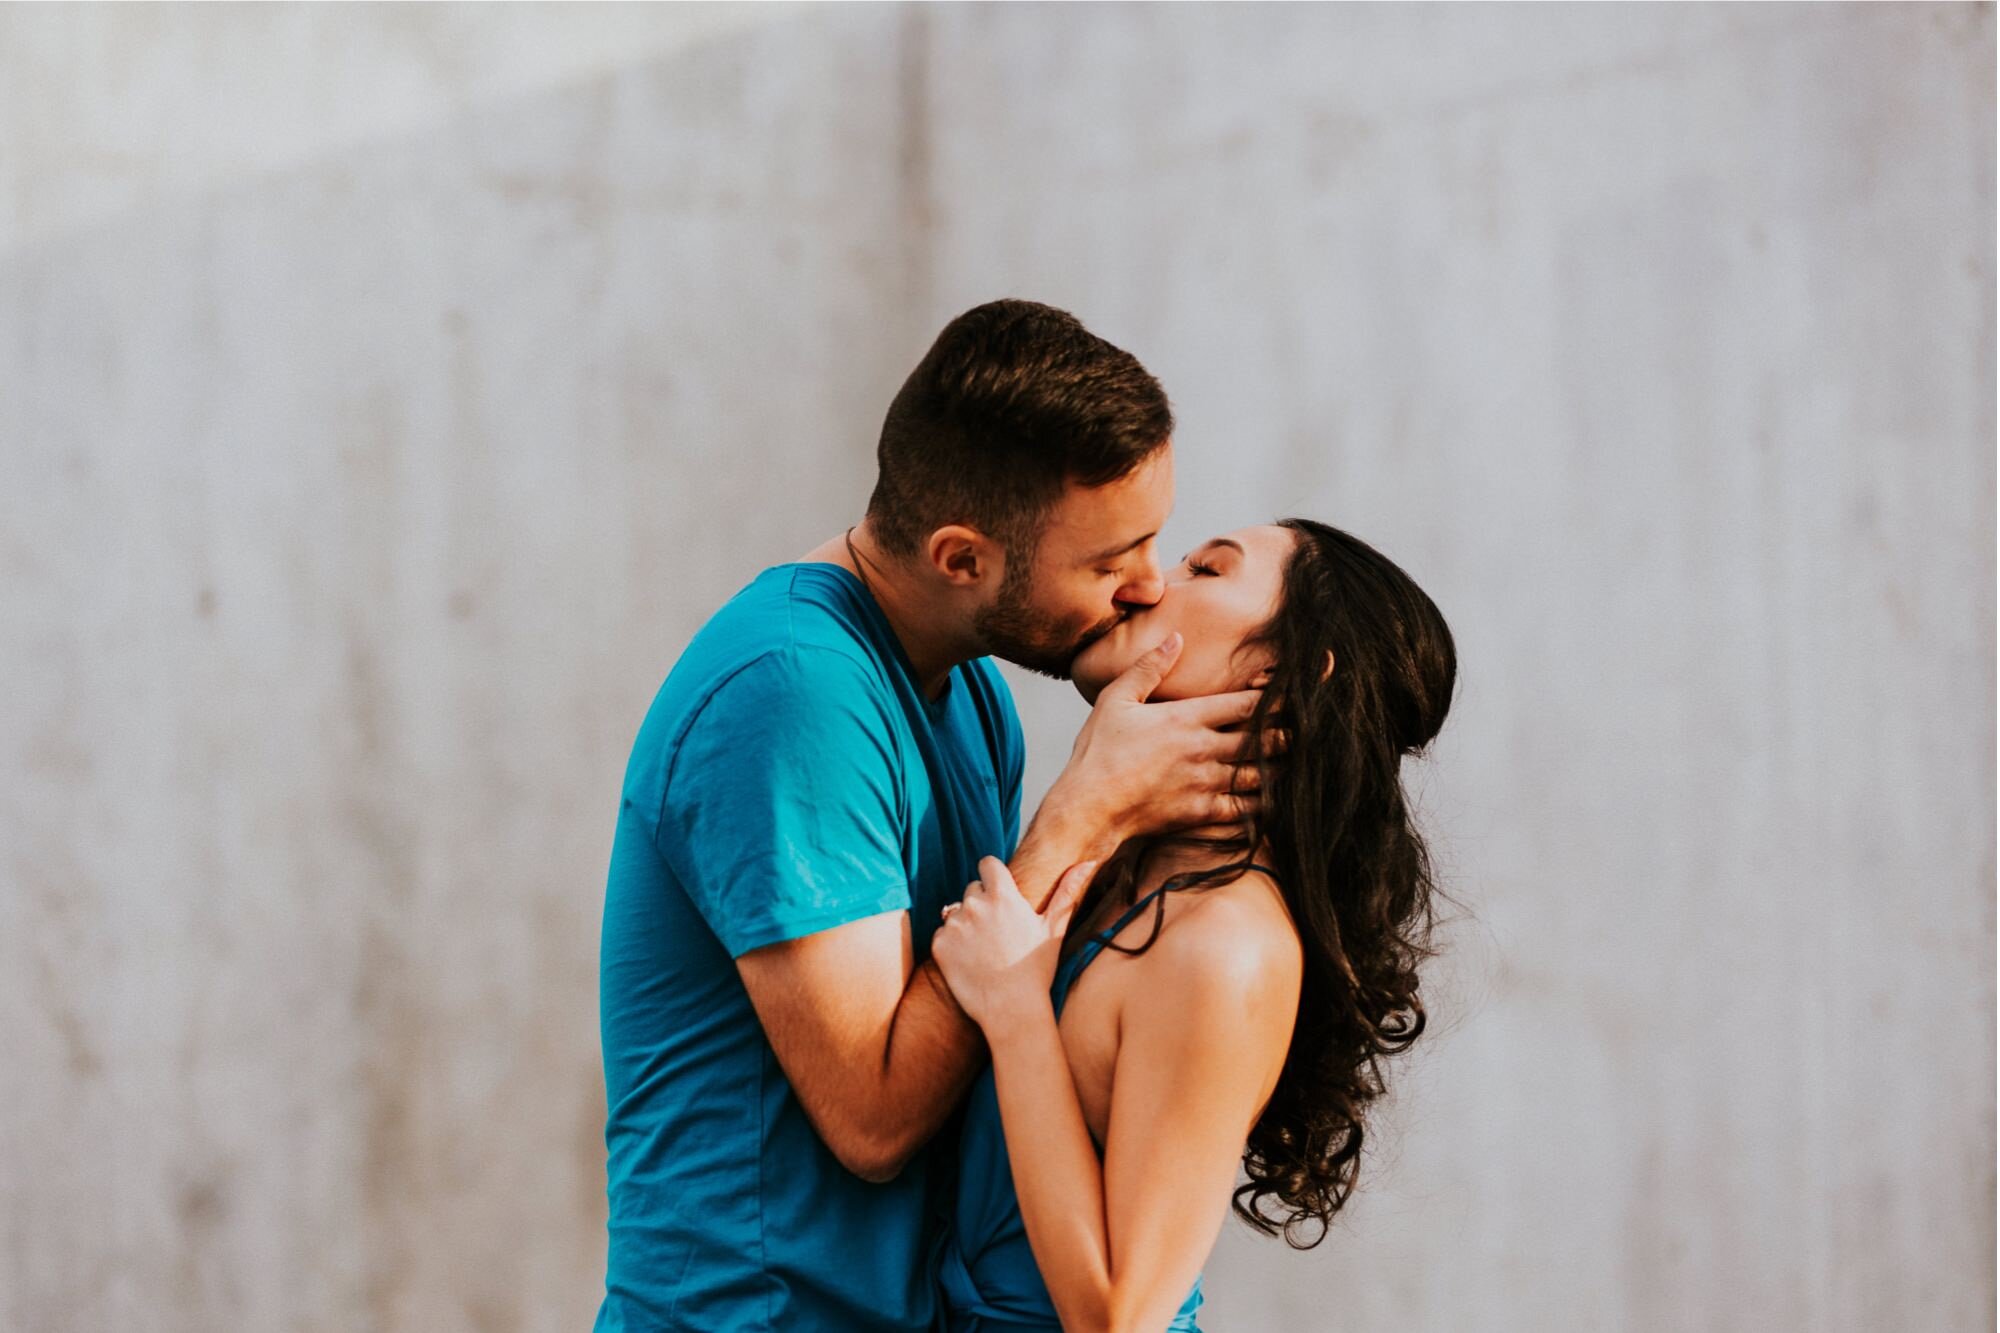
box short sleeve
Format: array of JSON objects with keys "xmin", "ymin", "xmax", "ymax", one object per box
[{"xmin": 656, "ymin": 648, "xmax": 911, "ymax": 958}]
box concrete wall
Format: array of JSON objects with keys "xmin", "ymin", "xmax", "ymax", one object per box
[
  {"xmin": 3, "ymin": 6, "xmax": 913, "ymax": 1330},
  {"xmin": 4, "ymin": 4, "xmax": 1991, "ymax": 1331}
]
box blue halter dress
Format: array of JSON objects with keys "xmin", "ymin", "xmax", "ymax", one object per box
[{"xmin": 937, "ymin": 865, "xmax": 1280, "ymax": 1331}]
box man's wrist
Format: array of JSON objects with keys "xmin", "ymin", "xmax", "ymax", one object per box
[{"xmin": 1030, "ymin": 778, "xmax": 1124, "ymax": 858}]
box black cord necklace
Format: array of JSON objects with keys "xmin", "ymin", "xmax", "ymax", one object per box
[{"xmin": 844, "ymin": 526, "xmax": 884, "ymax": 602}]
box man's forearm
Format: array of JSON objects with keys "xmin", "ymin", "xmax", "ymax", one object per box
[
  {"xmin": 1008, "ymin": 784, "xmax": 1120, "ymax": 911},
  {"xmin": 865, "ymin": 796, "xmax": 1116, "ymax": 1173},
  {"xmin": 858, "ymin": 956, "xmax": 987, "ymax": 1179}
]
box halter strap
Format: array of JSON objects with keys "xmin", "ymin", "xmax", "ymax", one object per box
[{"xmin": 1054, "ymin": 863, "xmax": 1281, "ymax": 1009}]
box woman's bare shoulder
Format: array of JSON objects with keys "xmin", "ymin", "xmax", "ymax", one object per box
[{"xmin": 1144, "ymin": 870, "xmax": 1303, "ymax": 1002}]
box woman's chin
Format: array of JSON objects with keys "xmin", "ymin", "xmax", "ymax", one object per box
[
  {"xmin": 1069, "ymin": 644, "xmax": 1125, "ymax": 705},
  {"xmin": 1070, "ymin": 641, "xmax": 1163, "ymax": 705},
  {"xmin": 1070, "ymin": 661, "xmax": 1112, "ymax": 705}
]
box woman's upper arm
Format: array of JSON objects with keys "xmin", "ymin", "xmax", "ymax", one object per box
[{"xmin": 1099, "ymin": 913, "xmax": 1300, "ymax": 1332}]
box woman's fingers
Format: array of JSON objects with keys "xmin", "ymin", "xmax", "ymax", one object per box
[
  {"xmin": 978, "ymin": 855, "xmax": 1031, "ymax": 903},
  {"xmin": 1043, "ymin": 859, "xmax": 1099, "ymax": 924}
]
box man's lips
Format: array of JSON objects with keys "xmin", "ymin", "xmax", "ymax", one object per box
[{"xmin": 1070, "ymin": 609, "xmax": 1141, "ymax": 662}]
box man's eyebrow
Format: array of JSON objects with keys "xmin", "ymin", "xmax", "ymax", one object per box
[{"xmin": 1084, "ymin": 531, "xmax": 1157, "ymax": 564}]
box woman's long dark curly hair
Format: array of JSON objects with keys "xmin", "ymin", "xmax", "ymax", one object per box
[{"xmin": 1062, "ymin": 517, "xmax": 1457, "ymax": 1247}]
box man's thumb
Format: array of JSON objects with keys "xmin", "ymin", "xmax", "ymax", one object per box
[
  {"xmin": 1045, "ymin": 860, "xmax": 1099, "ymax": 934},
  {"xmin": 1102, "ymin": 632, "xmax": 1182, "ymax": 704}
]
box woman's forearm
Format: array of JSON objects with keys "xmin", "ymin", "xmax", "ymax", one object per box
[
  {"xmin": 986, "ymin": 1004, "xmax": 1120, "ymax": 1331},
  {"xmin": 946, "ymin": 869, "xmax": 1281, "ymax": 1333}
]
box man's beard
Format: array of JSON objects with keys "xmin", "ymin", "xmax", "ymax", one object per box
[{"xmin": 973, "ymin": 558, "xmax": 1123, "ymax": 681}]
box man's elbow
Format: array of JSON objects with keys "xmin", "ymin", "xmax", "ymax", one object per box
[
  {"xmin": 824, "ymin": 1121, "xmax": 921, "ymax": 1184},
  {"xmin": 839, "ymin": 1147, "xmax": 906, "ymax": 1186}
]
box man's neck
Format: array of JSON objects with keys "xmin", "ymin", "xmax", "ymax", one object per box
[{"xmin": 801, "ymin": 520, "xmax": 971, "ymax": 699}]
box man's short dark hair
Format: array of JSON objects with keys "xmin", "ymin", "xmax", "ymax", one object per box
[{"xmin": 866, "ymin": 299, "xmax": 1173, "ymax": 559}]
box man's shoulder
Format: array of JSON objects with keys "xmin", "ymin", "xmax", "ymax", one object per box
[
  {"xmin": 621, "ymin": 567, "xmax": 897, "ymax": 800},
  {"xmin": 669, "ymin": 564, "xmax": 887, "ymax": 704}
]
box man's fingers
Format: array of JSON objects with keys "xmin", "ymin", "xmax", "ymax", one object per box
[
  {"xmin": 1173, "ymin": 688, "xmax": 1262, "ymax": 729},
  {"xmin": 1098, "ymin": 632, "xmax": 1184, "ymax": 705},
  {"xmin": 1201, "ymin": 732, "xmax": 1258, "ymax": 764},
  {"xmin": 1220, "ymin": 727, "xmax": 1286, "ymax": 765},
  {"xmin": 1220, "ymin": 761, "xmax": 1261, "ymax": 793},
  {"xmin": 1208, "ymin": 790, "xmax": 1257, "ymax": 825},
  {"xmin": 1192, "ymin": 759, "xmax": 1259, "ymax": 793}
]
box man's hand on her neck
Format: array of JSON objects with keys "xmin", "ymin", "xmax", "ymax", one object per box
[
  {"xmin": 1010, "ymin": 633, "xmax": 1273, "ymax": 911},
  {"xmin": 807, "ymin": 526, "xmax": 1273, "ymax": 913}
]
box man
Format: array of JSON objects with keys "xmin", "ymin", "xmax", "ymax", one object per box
[{"xmin": 595, "ymin": 300, "xmax": 1262, "ymax": 1331}]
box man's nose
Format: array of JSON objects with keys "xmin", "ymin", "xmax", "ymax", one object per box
[{"xmin": 1114, "ymin": 556, "xmax": 1166, "ymax": 610}]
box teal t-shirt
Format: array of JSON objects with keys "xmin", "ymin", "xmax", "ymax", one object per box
[{"xmin": 594, "ymin": 563, "xmax": 1024, "ymax": 1332}]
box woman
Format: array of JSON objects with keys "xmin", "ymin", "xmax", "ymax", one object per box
[{"xmin": 930, "ymin": 518, "xmax": 1457, "ymax": 1333}]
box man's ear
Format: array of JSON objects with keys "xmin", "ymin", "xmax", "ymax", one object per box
[{"xmin": 923, "ymin": 524, "xmax": 1001, "ymax": 589}]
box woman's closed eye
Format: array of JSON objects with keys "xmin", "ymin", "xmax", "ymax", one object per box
[{"xmin": 1186, "ymin": 559, "xmax": 1220, "ymax": 577}]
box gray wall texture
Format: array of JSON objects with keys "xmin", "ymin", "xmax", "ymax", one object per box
[{"xmin": 3, "ymin": 4, "xmax": 1992, "ymax": 1331}]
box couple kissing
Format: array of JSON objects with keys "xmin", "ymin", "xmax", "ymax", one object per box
[{"xmin": 596, "ymin": 299, "xmax": 1457, "ymax": 1333}]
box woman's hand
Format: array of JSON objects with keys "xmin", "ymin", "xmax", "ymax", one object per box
[{"xmin": 932, "ymin": 856, "xmax": 1096, "ymax": 1029}]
